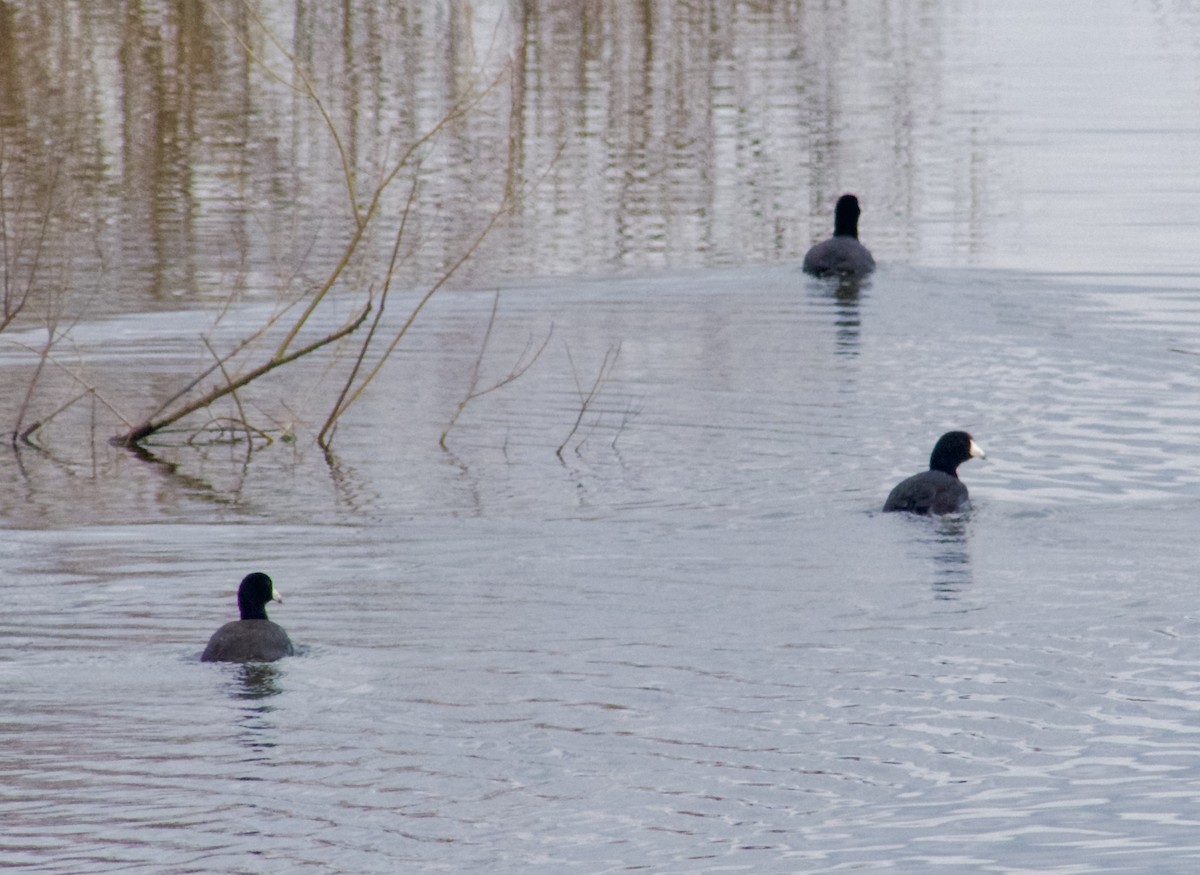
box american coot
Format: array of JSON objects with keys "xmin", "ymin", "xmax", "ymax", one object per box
[
  {"xmin": 802, "ymin": 194, "xmax": 876, "ymax": 277},
  {"xmin": 883, "ymin": 431, "xmax": 986, "ymax": 515},
  {"xmin": 200, "ymin": 572, "xmax": 294, "ymax": 663}
]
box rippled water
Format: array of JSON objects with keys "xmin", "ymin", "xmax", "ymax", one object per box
[
  {"xmin": 5, "ymin": 1, "xmax": 1200, "ymax": 873},
  {"xmin": 7, "ymin": 265, "xmax": 1200, "ymax": 873}
]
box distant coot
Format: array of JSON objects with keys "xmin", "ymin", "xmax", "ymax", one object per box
[
  {"xmin": 200, "ymin": 572, "xmax": 294, "ymax": 663},
  {"xmin": 802, "ymin": 194, "xmax": 876, "ymax": 277},
  {"xmin": 883, "ymin": 431, "xmax": 986, "ymax": 515}
]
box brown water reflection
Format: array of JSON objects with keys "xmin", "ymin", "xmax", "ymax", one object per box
[
  {"xmin": 11, "ymin": 8, "xmax": 1200, "ymax": 871},
  {"xmin": 5, "ymin": 2, "xmax": 1200, "ymax": 459},
  {"xmin": 0, "ymin": 0, "xmax": 967, "ymax": 320}
]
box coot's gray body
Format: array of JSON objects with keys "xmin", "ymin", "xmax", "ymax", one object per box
[
  {"xmin": 883, "ymin": 432, "xmax": 985, "ymax": 516},
  {"xmin": 803, "ymin": 194, "xmax": 875, "ymax": 277},
  {"xmin": 883, "ymin": 469, "xmax": 969, "ymax": 516},
  {"xmin": 201, "ymin": 619, "xmax": 293, "ymax": 663},
  {"xmin": 201, "ymin": 572, "xmax": 294, "ymax": 663}
]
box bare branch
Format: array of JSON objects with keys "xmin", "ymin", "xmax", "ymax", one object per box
[
  {"xmin": 271, "ymin": 65, "xmax": 513, "ymax": 362},
  {"xmin": 202, "ymin": 335, "xmax": 257, "ymax": 450},
  {"xmin": 557, "ymin": 342, "xmax": 621, "ymax": 459},
  {"xmin": 316, "ymin": 164, "xmax": 428, "ymax": 449},
  {"xmin": 17, "ymin": 387, "xmax": 91, "ymax": 449},
  {"xmin": 440, "ymin": 290, "xmax": 553, "ymax": 450},
  {"xmin": 316, "ymin": 191, "xmax": 517, "ymax": 443},
  {"xmin": 112, "ymin": 302, "xmax": 371, "ymax": 448}
]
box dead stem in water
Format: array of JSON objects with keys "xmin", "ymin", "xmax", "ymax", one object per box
[
  {"xmin": 557, "ymin": 342, "xmax": 621, "ymax": 460},
  {"xmin": 439, "ymin": 290, "xmax": 554, "ymax": 451},
  {"xmin": 112, "ymin": 4, "xmax": 518, "ymax": 453}
]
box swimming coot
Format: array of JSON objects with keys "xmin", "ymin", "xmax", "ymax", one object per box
[
  {"xmin": 883, "ymin": 431, "xmax": 986, "ymax": 515},
  {"xmin": 802, "ymin": 194, "xmax": 876, "ymax": 277},
  {"xmin": 200, "ymin": 572, "xmax": 294, "ymax": 663}
]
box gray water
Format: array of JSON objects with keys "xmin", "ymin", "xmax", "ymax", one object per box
[{"xmin": 5, "ymin": 2, "xmax": 1200, "ymax": 874}]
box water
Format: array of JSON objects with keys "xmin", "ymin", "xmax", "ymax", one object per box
[
  {"xmin": 5, "ymin": 2, "xmax": 1200, "ymax": 873},
  {"xmin": 7, "ymin": 266, "xmax": 1200, "ymax": 873}
]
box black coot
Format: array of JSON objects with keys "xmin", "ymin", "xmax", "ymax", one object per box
[
  {"xmin": 200, "ymin": 572, "xmax": 294, "ymax": 663},
  {"xmin": 883, "ymin": 431, "xmax": 986, "ymax": 515},
  {"xmin": 802, "ymin": 194, "xmax": 876, "ymax": 277}
]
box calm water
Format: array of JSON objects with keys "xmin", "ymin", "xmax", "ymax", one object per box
[{"xmin": 5, "ymin": 2, "xmax": 1200, "ymax": 873}]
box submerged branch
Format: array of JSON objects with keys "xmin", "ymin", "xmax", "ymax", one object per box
[
  {"xmin": 315, "ymin": 167, "xmax": 426, "ymax": 449},
  {"xmin": 202, "ymin": 335, "xmax": 256, "ymax": 450},
  {"xmin": 439, "ymin": 290, "xmax": 553, "ymax": 450},
  {"xmin": 556, "ymin": 342, "xmax": 621, "ymax": 459},
  {"xmin": 115, "ymin": 24, "xmax": 511, "ymax": 454},
  {"xmin": 316, "ymin": 192, "xmax": 517, "ymax": 448},
  {"xmin": 112, "ymin": 303, "xmax": 371, "ymax": 449},
  {"xmin": 8, "ymin": 327, "xmax": 130, "ymax": 448},
  {"xmin": 271, "ymin": 67, "xmax": 511, "ymax": 363}
]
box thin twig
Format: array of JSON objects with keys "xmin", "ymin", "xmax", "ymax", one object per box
[
  {"xmin": 612, "ymin": 397, "xmax": 642, "ymax": 451},
  {"xmin": 115, "ymin": 12, "xmax": 519, "ymax": 454},
  {"xmin": 556, "ymin": 342, "xmax": 621, "ymax": 459},
  {"xmin": 112, "ymin": 302, "xmax": 371, "ymax": 448},
  {"xmin": 0, "ymin": 142, "xmax": 58, "ymax": 331},
  {"xmin": 439, "ymin": 291, "xmax": 553, "ymax": 450},
  {"xmin": 317, "ymin": 192, "xmax": 517, "ymax": 439},
  {"xmin": 316, "ymin": 163, "xmax": 428, "ymax": 448},
  {"xmin": 271, "ymin": 66, "xmax": 512, "ymax": 362},
  {"xmin": 217, "ymin": 2, "xmax": 359, "ymax": 218},
  {"xmin": 17, "ymin": 387, "xmax": 91, "ymax": 449},
  {"xmin": 202, "ymin": 335, "xmax": 257, "ymax": 450}
]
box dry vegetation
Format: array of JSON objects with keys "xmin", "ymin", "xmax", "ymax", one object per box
[{"xmin": 1, "ymin": 4, "xmax": 548, "ymax": 461}]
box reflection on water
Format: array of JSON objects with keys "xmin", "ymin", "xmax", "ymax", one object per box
[
  {"xmin": 229, "ymin": 664, "xmax": 284, "ymax": 755},
  {"xmin": 6, "ymin": 3, "xmax": 1200, "ymax": 874},
  {"xmin": 230, "ymin": 663, "xmax": 283, "ymax": 701},
  {"xmin": 2, "ymin": 0, "xmax": 1199, "ymax": 461},
  {"xmin": 885, "ymin": 509, "xmax": 974, "ymax": 599},
  {"xmin": 809, "ymin": 273, "xmax": 868, "ymax": 355},
  {"xmin": 0, "ymin": 0, "xmax": 1140, "ymax": 324},
  {"xmin": 930, "ymin": 514, "xmax": 973, "ymax": 597},
  {"xmin": 6, "ymin": 269, "xmax": 1200, "ymax": 871}
]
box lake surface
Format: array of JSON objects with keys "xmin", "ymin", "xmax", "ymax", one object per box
[{"xmin": 4, "ymin": 2, "xmax": 1200, "ymax": 873}]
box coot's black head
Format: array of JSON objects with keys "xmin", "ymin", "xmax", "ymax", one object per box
[
  {"xmin": 929, "ymin": 431, "xmax": 986, "ymax": 476},
  {"xmin": 833, "ymin": 194, "xmax": 862, "ymax": 239},
  {"xmin": 237, "ymin": 572, "xmax": 282, "ymax": 621}
]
